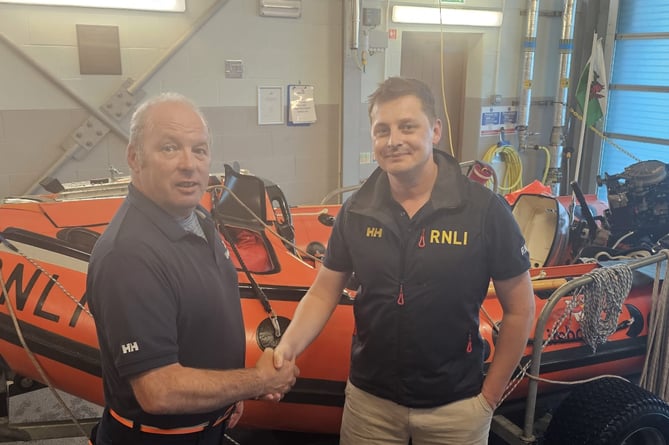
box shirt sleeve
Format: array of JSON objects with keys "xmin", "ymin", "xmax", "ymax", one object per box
[
  {"xmin": 322, "ymin": 200, "xmax": 354, "ymax": 273},
  {"xmin": 485, "ymin": 193, "xmax": 531, "ymax": 280},
  {"xmin": 93, "ymin": 246, "xmax": 179, "ymax": 378}
]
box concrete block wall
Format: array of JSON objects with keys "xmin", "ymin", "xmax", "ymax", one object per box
[{"xmin": 0, "ymin": 0, "xmax": 342, "ymax": 205}]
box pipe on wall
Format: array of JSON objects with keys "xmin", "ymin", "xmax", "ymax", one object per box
[
  {"xmin": 350, "ymin": 0, "xmax": 360, "ymax": 50},
  {"xmin": 547, "ymin": 0, "xmax": 577, "ymax": 195},
  {"xmin": 516, "ymin": 0, "xmax": 540, "ymax": 151}
]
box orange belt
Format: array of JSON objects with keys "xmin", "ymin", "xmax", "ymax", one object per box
[{"xmin": 109, "ymin": 405, "xmax": 233, "ymax": 435}]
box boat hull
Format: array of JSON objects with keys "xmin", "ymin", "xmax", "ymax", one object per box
[{"xmin": 0, "ymin": 180, "xmax": 655, "ymax": 435}]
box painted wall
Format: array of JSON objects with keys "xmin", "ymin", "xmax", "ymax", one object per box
[
  {"xmin": 0, "ymin": 0, "xmax": 342, "ymax": 204},
  {"xmin": 0, "ymin": 0, "xmax": 608, "ymax": 204},
  {"xmin": 341, "ymin": 0, "xmax": 603, "ymax": 194}
]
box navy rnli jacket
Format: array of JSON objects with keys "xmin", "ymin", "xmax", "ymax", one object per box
[{"xmin": 323, "ymin": 150, "xmax": 530, "ymax": 408}]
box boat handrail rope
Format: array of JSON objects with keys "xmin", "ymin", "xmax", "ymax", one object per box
[
  {"xmin": 0, "ymin": 267, "xmax": 89, "ymax": 439},
  {"xmin": 640, "ymin": 249, "xmax": 669, "ymax": 400},
  {"xmin": 217, "ymin": 221, "xmax": 281, "ymax": 338},
  {"xmin": 320, "ymin": 184, "xmax": 363, "ymax": 205},
  {"xmin": 519, "ymin": 251, "xmax": 669, "ymax": 440},
  {"xmin": 208, "ymin": 184, "xmax": 324, "ymax": 265},
  {"xmin": 1, "ymin": 230, "xmax": 247, "ymax": 444},
  {"xmin": 0, "ymin": 235, "xmax": 91, "ymax": 317},
  {"xmin": 498, "ymin": 265, "xmax": 634, "ymax": 408}
]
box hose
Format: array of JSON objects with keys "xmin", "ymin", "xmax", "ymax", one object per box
[
  {"xmin": 536, "ymin": 145, "xmax": 551, "ymax": 184},
  {"xmin": 482, "ymin": 143, "xmax": 524, "ymax": 193}
]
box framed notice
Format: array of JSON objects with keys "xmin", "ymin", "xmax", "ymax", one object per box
[{"xmin": 257, "ymin": 86, "xmax": 284, "ymax": 125}]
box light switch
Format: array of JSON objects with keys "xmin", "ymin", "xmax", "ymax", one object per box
[{"xmin": 225, "ymin": 60, "xmax": 244, "ymax": 79}]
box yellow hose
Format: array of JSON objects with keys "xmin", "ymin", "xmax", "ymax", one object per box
[{"xmin": 483, "ymin": 144, "xmax": 524, "ymax": 193}]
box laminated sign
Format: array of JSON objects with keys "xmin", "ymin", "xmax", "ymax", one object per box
[{"xmin": 288, "ymin": 84, "xmax": 317, "ymax": 125}]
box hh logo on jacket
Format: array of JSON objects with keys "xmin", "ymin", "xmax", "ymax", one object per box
[
  {"xmin": 364, "ymin": 226, "xmax": 469, "ymax": 246},
  {"xmin": 366, "ymin": 227, "xmax": 383, "ymax": 238}
]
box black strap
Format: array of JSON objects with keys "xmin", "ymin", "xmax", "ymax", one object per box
[{"xmin": 218, "ymin": 223, "xmax": 273, "ymax": 315}]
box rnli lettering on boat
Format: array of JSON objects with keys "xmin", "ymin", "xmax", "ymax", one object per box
[
  {"xmin": 429, "ymin": 229, "xmax": 468, "ymax": 246},
  {"xmin": 366, "ymin": 227, "xmax": 383, "ymax": 238},
  {"xmin": 0, "ymin": 259, "xmax": 88, "ymax": 328}
]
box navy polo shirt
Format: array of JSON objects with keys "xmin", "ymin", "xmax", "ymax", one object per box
[{"xmin": 87, "ymin": 184, "xmax": 245, "ymax": 428}]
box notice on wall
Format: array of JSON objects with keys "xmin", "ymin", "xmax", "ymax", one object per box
[
  {"xmin": 258, "ymin": 86, "xmax": 284, "ymax": 125},
  {"xmin": 288, "ymin": 85, "xmax": 317, "ymax": 125},
  {"xmin": 480, "ymin": 106, "xmax": 517, "ymax": 137}
]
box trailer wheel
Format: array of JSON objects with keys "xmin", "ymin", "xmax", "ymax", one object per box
[{"xmin": 543, "ymin": 377, "xmax": 669, "ymax": 445}]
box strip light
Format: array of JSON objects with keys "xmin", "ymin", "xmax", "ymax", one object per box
[
  {"xmin": 392, "ymin": 5, "xmax": 503, "ymax": 27},
  {"xmin": 259, "ymin": 0, "xmax": 301, "ymax": 18},
  {"xmin": 0, "ymin": 0, "xmax": 185, "ymax": 12}
]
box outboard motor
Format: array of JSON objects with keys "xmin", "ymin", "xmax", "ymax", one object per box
[{"xmin": 598, "ymin": 160, "xmax": 669, "ymax": 250}]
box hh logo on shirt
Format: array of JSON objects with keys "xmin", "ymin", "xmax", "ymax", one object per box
[
  {"xmin": 365, "ymin": 227, "xmax": 383, "ymax": 238},
  {"xmin": 121, "ymin": 342, "xmax": 139, "ymax": 354}
]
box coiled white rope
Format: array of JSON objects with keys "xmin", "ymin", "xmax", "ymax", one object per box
[
  {"xmin": 579, "ymin": 264, "xmax": 633, "ymax": 353},
  {"xmin": 501, "ymin": 263, "xmax": 634, "ymax": 402}
]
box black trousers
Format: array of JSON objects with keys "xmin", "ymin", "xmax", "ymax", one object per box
[{"xmin": 92, "ymin": 409, "xmax": 228, "ymax": 445}]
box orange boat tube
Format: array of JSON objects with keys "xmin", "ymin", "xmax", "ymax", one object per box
[{"xmin": 0, "ymin": 169, "xmax": 657, "ymax": 435}]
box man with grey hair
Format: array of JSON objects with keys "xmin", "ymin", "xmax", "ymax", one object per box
[{"xmin": 87, "ymin": 92, "xmax": 299, "ymax": 444}]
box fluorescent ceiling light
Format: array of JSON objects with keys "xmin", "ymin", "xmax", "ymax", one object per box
[
  {"xmin": 258, "ymin": 0, "xmax": 301, "ymax": 18},
  {"xmin": 392, "ymin": 5, "xmax": 502, "ymax": 27},
  {"xmin": 0, "ymin": 0, "xmax": 185, "ymax": 12}
]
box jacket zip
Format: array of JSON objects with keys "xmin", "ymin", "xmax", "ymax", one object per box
[
  {"xmin": 418, "ymin": 228, "xmax": 426, "ymax": 248},
  {"xmin": 397, "ymin": 227, "xmax": 427, "ymax": 305}
]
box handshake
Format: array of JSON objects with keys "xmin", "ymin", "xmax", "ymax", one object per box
[{"xmin": 253, "ymin": 346, "xmax": 300, "ymax": 402}]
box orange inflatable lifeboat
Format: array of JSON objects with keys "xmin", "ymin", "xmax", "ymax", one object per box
[{"xmin": 0, "ymin": 165, "xmax": 665, "ymax": 440}]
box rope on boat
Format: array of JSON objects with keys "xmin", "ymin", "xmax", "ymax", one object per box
[
  {"xmin": 579, "ymin": 263, "xmax": 633, "ymax": 353},
  {"xmin": 640, "ymin": 251, "xmax": 669, "ymax": 401},
  {"xmin": 218, "ymin": 222, "xmax": 282, "ymax": 338},
  {"xmin": 0, "ymin": 268, "xmax": 90, "ymax": 439},
  {"xmin": 2, "ymin": 235, "xmax": 250, "ymax": 443},
  {"xmin": 500, "ymin": 291, "xmax": 585, "ymax": 403},
  {"xmin": 0, "ymin": 234, "xmax": 92, "ymax": 317},
  {"xmin": 208, "ymin": 184, "xmax": 324, "ymax": 264},
  {"xmin": 500, "ymin": 262, "xmax": 634, "ymax": 403}
]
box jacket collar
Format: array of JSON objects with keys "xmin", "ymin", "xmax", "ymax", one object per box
[{"xmin": 349, "ymin": 149, "xmax": 467, "ymax": 215}]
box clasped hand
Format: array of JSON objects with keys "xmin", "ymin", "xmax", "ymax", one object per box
[{"xmin": 255, "ymin": 347, "xmax": 299, "ymax": 402}]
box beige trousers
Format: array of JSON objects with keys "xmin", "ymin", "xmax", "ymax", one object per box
[{"xmin": 340, "ymin": 381, "xmax": 493, "ymax": 445}]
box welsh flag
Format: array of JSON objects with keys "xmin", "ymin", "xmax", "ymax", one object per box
[{"xmin": 575, "ymin": 37, "xmax": 607, "ymax": 128}]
